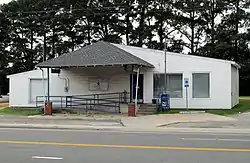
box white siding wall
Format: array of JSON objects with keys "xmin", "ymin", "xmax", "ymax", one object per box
[
  {"xmin": 8, "ymin": 67, "xmax": 132, "ymax": 109},
  {"xmin": 50, "ymin": 67, "xmax": 130, "ymax": 96},
  {"xmin": 115, "ymin": 44, "xmax": 232, "ymax": 109},
  {"xmin": 231, "ymin": 65, "xmax": 239, "ymax": 107},
  {"xmin": 8, "ymin": 70, "xmax": 48, "ymax": 107}
]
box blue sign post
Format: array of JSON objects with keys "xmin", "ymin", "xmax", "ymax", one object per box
[
  {"xmin": 160, "ymin": 93, "xmax": 170, "ymax": 111},
  {"xmin": 184, "ymin": 78, "xmax": 189, "ymax": 110}
]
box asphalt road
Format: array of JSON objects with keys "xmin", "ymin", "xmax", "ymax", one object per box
[{"xmin": 0, "ymin": 128, "xmax": 250, "ymax": 163}]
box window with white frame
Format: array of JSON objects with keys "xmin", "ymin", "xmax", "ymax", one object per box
[
  {"xmin": 153, "ymin": 73, "xmax": 183, "ymax": 98},
  {"xmin": 192, "ymin": 73, "xmax": 210, "ymax": 98}
]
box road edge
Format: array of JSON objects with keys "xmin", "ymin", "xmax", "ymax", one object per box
[{"xmin": 1, "ymin": 123, "xmax": 250, "ymax": 134}]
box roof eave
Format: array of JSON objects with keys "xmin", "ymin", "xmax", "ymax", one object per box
[
  {"xmin": 37, "ymin": 63, "xmax": 155, "ymax": 69},
  {"xmin": 231, "ymin": 62, "xmax": 241, "ymax": 69}
]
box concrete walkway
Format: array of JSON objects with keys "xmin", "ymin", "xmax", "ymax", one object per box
[
  {"xmin": 28, "ymin": 114, "xmax": 123, "ymax": 122},
  {"xmin": 15, "ymin": 113, "xmax": 237, "ymax": 127},
  {"xmin": 0, "ymin": 113, "xmax": 236, "ymax": 130},
  {"xmin": 121, "ymin": 113, "xmax": 236, "ymax": 128}
]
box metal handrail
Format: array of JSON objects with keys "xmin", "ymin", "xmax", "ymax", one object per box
[{"xmin": 36, "ymin": 91, "xmax": 130, "ymax": 113}]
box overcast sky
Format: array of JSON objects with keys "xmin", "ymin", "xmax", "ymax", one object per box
[{"xmin": 0, "ymin": 0, "xmax": 12, "ymax": 4}]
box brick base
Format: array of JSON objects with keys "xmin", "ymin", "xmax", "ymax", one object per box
[{"xmin": 44, "ymin": 102, "xmax": 52, "ymax": 115}]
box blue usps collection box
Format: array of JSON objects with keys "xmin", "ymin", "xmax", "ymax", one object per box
[{"xmin": 160, "ymin": 93, "xmax": 170, "ymax": 110}]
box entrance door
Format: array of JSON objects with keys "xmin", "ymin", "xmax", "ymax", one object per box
[
  {"xmin": 130, "ymin": 74, "xmax": 144, "ymax": 103},
  {"xmin": 30, "ymin": 79, "xmax": 47, "ymax": 103}
]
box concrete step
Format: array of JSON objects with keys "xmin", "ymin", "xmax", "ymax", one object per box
[
  {"xmin": 140, "ymin": 104, "xmax": 158, "ymax": 107},
  {"xmin": 137, "ymin": 112, "xmax": 156, "ymax": 115},
  {"xmin": 137, "ymin": 113, "xmax": 156, "ymax": 115},
  {"xmin": 140, "ymin": 107, "xmax": 157, "ymax": 109},
  {"xmin": 138, "ymin": 107, "xmax": 157, "ymax": 111},
  {"xmin": 137, "ymin": 109, "xmax": 156, "ymax": 114},
  {"xmin": 137, "ymin": 104, "xmax": 158, "ymax": 115},
  {"xmin": 138, "ymin": 109, "xmax": 157, "ymax": 113}
]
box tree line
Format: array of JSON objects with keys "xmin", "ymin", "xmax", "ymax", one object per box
[{"xmin": 0, "ymin": 0, "xmax": 250, "ymax": 95}]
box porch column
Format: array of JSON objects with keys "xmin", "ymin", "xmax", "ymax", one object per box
[
  {"xmin": 47, "ymin": 68, "xmax": 50, "ymax": 102},
  {"xmin": 130, "ymin": 65, "xmax": 134, "ymax": 103},
  {"xmin": 135, "ymin": 67, "xmax": 140, "ymax": 109},
  {"xmin": 44, "ymin": 68, "xmax": 52, "ymax": 115}
]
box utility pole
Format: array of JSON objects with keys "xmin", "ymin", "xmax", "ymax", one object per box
[
  {"xmin": 43, "ymin": 32, "xmax": 46, "ymax": 62},
  {"xmin": 234, "ymin": 0, "xmax": 240, "ymax": 62},
  {"xmin": 164, "ymin": 37, "xmax": 167, "ymax": 92},
  {"xmin": 43, "ymin": 20, "xmax": 47, "ymax": 62}
]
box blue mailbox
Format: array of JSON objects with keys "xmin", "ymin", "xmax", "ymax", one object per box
[{"xmin": 160, "ymin": 93, "xmax": 170, "ymax": 111}]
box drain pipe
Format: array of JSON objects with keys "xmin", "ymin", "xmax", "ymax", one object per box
[
  {"xmin": 58, "ymin": 73, "xmax": 69, "ymax": 92},
  {"xmin": 39, "ymin": 68, "xmax": 46, "ymax": 113}
]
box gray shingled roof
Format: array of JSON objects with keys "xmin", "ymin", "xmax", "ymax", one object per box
[{"xmin": 36, "ymin": 41, "xmax": 154, "ymax": 68}]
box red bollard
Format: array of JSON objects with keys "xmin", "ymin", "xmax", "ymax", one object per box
[
  {"xmin": 44, "ymin": 102, "xmax": 52, "ymax": 115},
  {"xmin": 128, "ymin": 103, "xmax": 136, "ymax": 117}
]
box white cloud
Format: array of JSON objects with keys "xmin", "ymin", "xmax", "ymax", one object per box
[{"xmin": 0, "ymin": 0, "xmax": 12, "ymax": 4}]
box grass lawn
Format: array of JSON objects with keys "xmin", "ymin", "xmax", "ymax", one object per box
[
  {"xmin": 157, "ymin": 99, "xmax": 250, "ymax": 116},
  {"xmin": 0, "ymin": 107, "xmax": 42, "ymax": 116},
  {"xmin": 207, "ymin": 99, "xmax": 250, "ymax": 116}
]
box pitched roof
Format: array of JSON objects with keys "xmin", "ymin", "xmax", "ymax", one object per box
[
  {"xmin": 113, "ymin": 43, "xmax": 241, "ymax": 68},
  {"xmin": 36, "ymin": 41, "xmax": 154, "ymax": 68}
]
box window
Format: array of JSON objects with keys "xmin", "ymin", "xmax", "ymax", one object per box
[
  {"xmin": 153, "ymin": 73, "xmax": 183, "ymax": 98},
  {"xmin": 192, "ymin": 73, "xmax": 210, "ymax": 98}
]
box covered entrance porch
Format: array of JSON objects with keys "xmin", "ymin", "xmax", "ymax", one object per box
[{"xmin": 36, "ymin": 41, "xmax": 154, "ymax": 114}]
